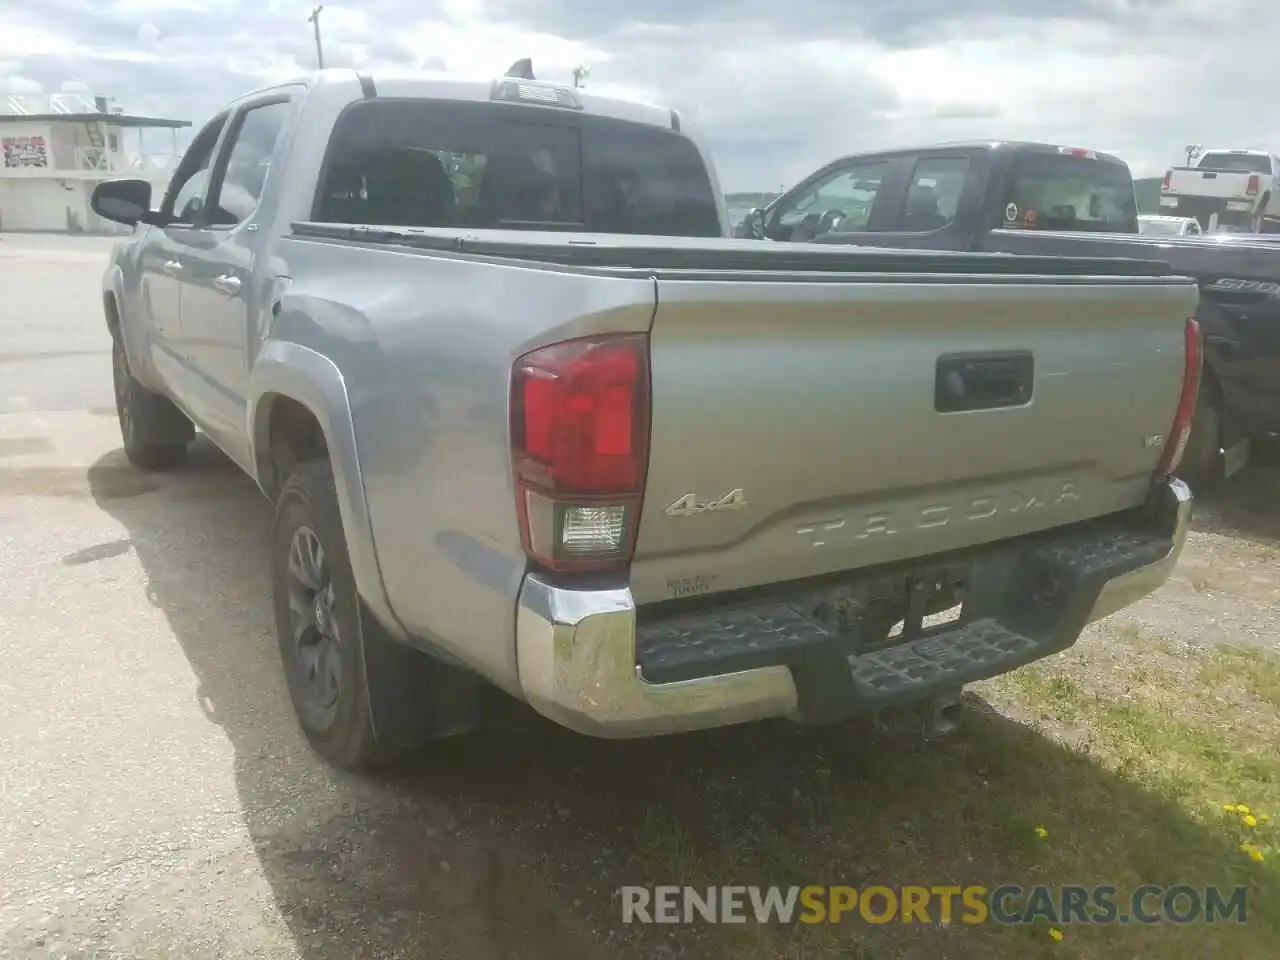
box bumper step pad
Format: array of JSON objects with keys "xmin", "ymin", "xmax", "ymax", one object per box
[
  {"xmin": 847, "ymin": 618, "xmax": 1035, "ymax": 697},
  {"xmin": 635, "ymin": 521, "xmax": 1175, "ymax": 722}
]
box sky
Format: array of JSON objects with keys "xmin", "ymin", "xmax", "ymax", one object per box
[{"xmin": 1, "ymin": 0, "xmax": 1277, "ymax": 192}]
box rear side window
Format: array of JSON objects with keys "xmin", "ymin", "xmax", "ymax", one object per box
[
  {"xmin": 1197, "ymin": 152, "xmax": 1272, "ymax": 174},
  {"xmin": 313, "ymin": 98, "xmax": 721, "ymax": 236},
  {"xmin": 1001, "ymin": 153, "xmax": 1137, "ymax": 232},
  {"xmin": 901, "ymin": 156, "xmax": 970, "ymax": 231}
]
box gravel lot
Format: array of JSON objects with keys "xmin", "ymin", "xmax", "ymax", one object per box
[{"xmin": 1, "ymin": 233, "xmax": 1276, "ymax": 960}]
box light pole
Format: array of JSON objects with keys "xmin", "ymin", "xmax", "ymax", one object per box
[
  {"xmin": 572, "ymin": 65, "xmax": 589, "ymax": 89},
  {"xmin": 308, "ymin": 6, "xmax": 325, "ymax": 70}
]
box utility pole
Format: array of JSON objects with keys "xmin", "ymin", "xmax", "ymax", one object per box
[{"xmin": 308, "ymin": 6, "xmax": 325, "ymax": 70}]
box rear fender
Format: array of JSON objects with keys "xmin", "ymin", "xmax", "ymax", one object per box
[{"xmin": 247, "ymin": 340, "xmax": 404, "ymax": 642}]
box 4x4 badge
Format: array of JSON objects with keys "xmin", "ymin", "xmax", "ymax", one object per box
[{"xmin": 665, "ymin": 489, "xmax": 749, "ymax": 518}]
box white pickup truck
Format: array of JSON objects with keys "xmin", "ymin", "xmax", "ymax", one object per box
[{"xmin": 1161, "ymin": 148, "xmax": 1280, "ymax": 233}]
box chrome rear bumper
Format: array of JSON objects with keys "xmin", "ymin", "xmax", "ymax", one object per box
[
  {"xmin": 514, "ymin": 478, "xmax": 1192, "ymax": 738},
  {"xmin": 1085, "ymin": 478, "xmax": 1191, "ymax": 623}
]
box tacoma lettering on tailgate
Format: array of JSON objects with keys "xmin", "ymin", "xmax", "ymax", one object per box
[{"xmin": 796, "ymin": 481, "xmax": 1081, "ymax": 547}]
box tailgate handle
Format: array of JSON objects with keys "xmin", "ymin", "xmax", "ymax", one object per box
[{"xmin": 935, "ymin": 352, "xmax": 1034, "ymax": 413}]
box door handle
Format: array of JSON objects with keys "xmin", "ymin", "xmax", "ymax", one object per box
[
  {"xmin": 213, "ymin": 274, "xmax": 242, "ymax": 296},
  {"xmin": 162, "ymin": 260, "xmax": 182, "ymax": 276},
  {"xmin": 935, "ymin": 351, "xmax": 1035, "ymax": 412}
]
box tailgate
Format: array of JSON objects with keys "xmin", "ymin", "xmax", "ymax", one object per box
[
  {"xmin": 630, "ymin": 272, "xmax": 1196, "ymax": 605},
  {"xmin": 1169, "ymin": 168, "xmax": 1252, "ymax": 200}
]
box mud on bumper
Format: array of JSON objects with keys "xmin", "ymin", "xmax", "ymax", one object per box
[{"xmin": 514, "ymin": 479, "xmax": 1192, "ymax": 738}]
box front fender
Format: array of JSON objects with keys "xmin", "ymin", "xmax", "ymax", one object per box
[
  {"xmin": 103, "ymin": 260, "xmax": 124, "ymax": 319},
  {"xmin": 104, "ymin": 248, "xmax": 168, "ymax": 392},
  {"xmin": 103, "ymin": 262, "xmax": 137, "ymax": 357},
  {"xmin": 247, "ymin": 340, "xmax": 406, "ymax": 641}
]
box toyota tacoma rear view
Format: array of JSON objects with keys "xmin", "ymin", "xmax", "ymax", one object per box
[{"xmin": 91, "ymin": 68, "xmax": 1198, "ymax": 770}]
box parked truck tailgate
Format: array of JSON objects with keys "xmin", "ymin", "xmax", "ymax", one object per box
[
  {"xmin": 1168, "ymin": 167, "xmax": 1258, "ymax": 201},
  {"xmin": 630, "ymin": 272, "xmax": 1197, "ymax": 604}
]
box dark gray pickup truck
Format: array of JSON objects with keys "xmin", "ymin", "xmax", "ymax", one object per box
[
  {"xmin": 735, "ymin": 140, "xmax": 1280, "ymax": 487},
  {"xmin": 90, "ymin": 72, "xmax": 1196, "ymax": 772}
]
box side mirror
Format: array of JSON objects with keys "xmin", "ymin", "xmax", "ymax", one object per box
[
  {"xmin": 90, "ymin": 178, "xmax": 153, "ymax": 226},
  {"xmin": 178, "ymin": 195, "xmax": 205, "ymax": 223},
  {"xmin": 735, "ymin": 207, "xmax": 767, "ymax": 239}
]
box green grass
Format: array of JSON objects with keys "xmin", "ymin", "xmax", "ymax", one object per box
[
  {"xmin": 592, "ymin": 641, "xmax": 1280, "ymax": 959},
  {"xmin": 446, "ymin": 619, "xmax": 1280, "ymax": 959},
  {"xmin": 1198, "ymin": 645, "xmax": 1280, "ymax": 711}
]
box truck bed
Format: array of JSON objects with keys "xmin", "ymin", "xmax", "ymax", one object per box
[
  {"xmin": 288, "ymin": 223, "xmax": 1197, "ymax": 612},
  {"xmin": 981, "ymin": 227, "xmax": 1280, "ymax": 278},
  {"xmin": 292, "ymin": 221, "xmax": 1174, "ymax": 277}
]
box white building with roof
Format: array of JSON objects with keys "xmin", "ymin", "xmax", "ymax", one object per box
[{"xmin": 0, "ymin": 89, "xmax": 189, "ymax": 233}]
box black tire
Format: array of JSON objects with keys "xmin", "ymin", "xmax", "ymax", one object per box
[
  {"xmin": 1176, "ymin": 382, "xmax": 1222, "ymax": 492},
  {"xmin": 1253, "ymin": 198, "xmax": 1270, "ymax": 233},
  {"xmin": 272, "ymin": 458, "xmax": 384, "ymax": 771},
  {"xmin": 111, "ymin": 334, "xmax": 191, "ymax": 470}
]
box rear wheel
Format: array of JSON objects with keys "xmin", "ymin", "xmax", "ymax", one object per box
[
  {"xmin": 273, "ymin": 459, "xmax": 383, "ymax": 770},
  {"xmin": 271, "ymin": 457, "xmax": 480, "ymax": 771},
  {"xmin": 111, "ymin": 334, "xmax": 191, "ymax": 470}
]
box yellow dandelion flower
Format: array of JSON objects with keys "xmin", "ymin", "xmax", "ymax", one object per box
[
  {"xmin": 1048, "ymin": 927, "xmax": 1064, "ymax": 942},
  {"xmin": 1243, "ymin": 815, "xmax": 1258, "ymax": 827},
  {"xmin": 1260, "ymin": 813, "xmax": 1271, "ymax": 823},
  {"xmin": 1035, "ymin": 825, "xmax": 1049, "ymax": 839},
  {"xmin": 1249, "ymin": 849, "xmax": 1265, "ymax": 863},
  {"xmin": 1224, "ymin": 804, "xmax": 1239, "ymax": 813},
  {"xmin": 1238, "ymin": 805, "xmax": 1251, "ymax": 815}
]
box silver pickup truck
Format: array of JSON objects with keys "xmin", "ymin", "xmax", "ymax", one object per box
[{"xmin": 90, "ymin": 68, "xmax": 1199, "ymax": 772}]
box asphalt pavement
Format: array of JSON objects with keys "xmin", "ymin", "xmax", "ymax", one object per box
[{"xmin": 0, "ymin": 234, "xmax": 609, "ymax": 960}]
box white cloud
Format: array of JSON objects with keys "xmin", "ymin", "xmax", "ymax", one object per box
[
  {"xmin": 1, "ymin": 0, "xmax": 1277, "ymax": 189},
  {"xmin": 2, "ymin": 75, "xmax": 44, "ymax": 94},
  {"xmin": 0, "ymin": 23, "xmax": 69, "ymax": 59}
]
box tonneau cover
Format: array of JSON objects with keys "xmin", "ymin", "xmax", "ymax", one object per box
[{"xmin": 290, "ymin": 221, "xmax": 1175, "ymax": 278}]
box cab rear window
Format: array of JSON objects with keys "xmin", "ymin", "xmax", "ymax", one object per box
[
  {"xmin": 1001, "ymin": 153, "xmax": 1138, "ymax": 233},
  {"xmin": 312, "ymin": 98, "xmax": 721, "ymax": 237},
  {"xmin": 1196, "ymin": 152, "xmax": 1272, "ymax": 174}
]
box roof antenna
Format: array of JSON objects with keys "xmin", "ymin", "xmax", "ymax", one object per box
[{"xmin": 505, "ymin": 58, "xmax": 534, "ymax": 80}]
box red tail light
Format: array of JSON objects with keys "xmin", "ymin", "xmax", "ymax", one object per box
[
  {"xmin": 1246, "ymin": 174, "xmax": 1261, "ymax": 197},
  {"xmin": 1155, "ymin": 317, "xmax": 1202, "ymax": 479},
  {"xmin": 1161, "ymin": 170, "xmax": 1172, "ymax": 192},
  {"xmin": 510, "ymin": 333, "xmax": 650, "ymax": 572}
]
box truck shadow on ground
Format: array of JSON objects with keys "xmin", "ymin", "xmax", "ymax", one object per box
[{"xmin": 85, "ymin": 439, "xmax": 1259, "ymax": 960}]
